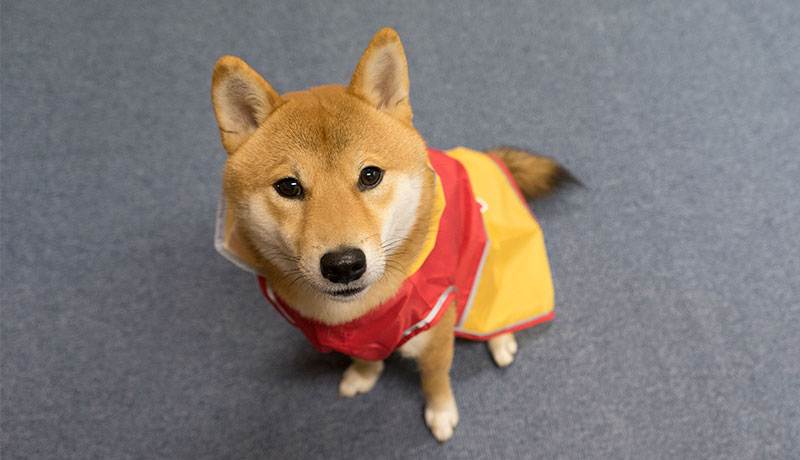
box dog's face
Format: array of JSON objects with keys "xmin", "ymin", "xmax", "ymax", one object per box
[{"xmin": 212, "ymin": 30, "xmax": 430, "ymax": 303}]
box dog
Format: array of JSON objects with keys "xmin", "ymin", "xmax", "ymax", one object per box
[{"xmin": 211, "ymin": 28, "xmax": 575, "ymax": 442}]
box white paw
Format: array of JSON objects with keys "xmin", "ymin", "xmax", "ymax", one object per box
[
  {"xmin": 488, "ymin": 332, "xmax": 518, "ymax": 368},
  {"xmin": 424, "ymin": 400, "xmax": 459, "ymax": 442},
  {"xmin": 338, "ymin": 362, "xmax": 383, "ymax": 398}
]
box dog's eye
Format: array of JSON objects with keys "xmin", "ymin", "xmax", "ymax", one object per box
[
  {"xmin": 359, "ymin": 166, "xmax": 384, "ymax": 190},
  {"xmin": 274, "ymin": 178, "xmax": 304, "ymax": 199}
]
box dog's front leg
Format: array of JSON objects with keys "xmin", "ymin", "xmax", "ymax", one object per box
[
  {"xmin": 403, "ymin": 301, "xmax": 459, "ymax": 442},
  {"xmin": 339, "ymin": 357, "xmax": 384, "ymax": 397}
]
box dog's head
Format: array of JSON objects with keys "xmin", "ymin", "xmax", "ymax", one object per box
[{"xmin": 212, "ymin": 29, "xmax": 432, "ymax": 304}]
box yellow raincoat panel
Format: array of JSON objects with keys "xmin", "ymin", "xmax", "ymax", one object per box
[{"xmin": 446, "ymin": 147, "xmax": 554, "ymax": 339}]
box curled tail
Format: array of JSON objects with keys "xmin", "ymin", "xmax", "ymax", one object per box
[{"xmin": 486, "ymin": 146, "xmax": 581, "ymax": 200}]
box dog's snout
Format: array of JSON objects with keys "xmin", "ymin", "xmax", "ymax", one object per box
[{"xmin": 320, "ymin": 248, "xmax": 367, "ymax": 284}]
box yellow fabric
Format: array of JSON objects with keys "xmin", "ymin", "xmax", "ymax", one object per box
[{"xmin": 446, "ymin": 147, "xmax": 554, "ymax": 337}]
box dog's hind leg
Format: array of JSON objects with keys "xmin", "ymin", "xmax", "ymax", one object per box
[
  {"xmin": 487, "ymin": 332, "xmax": 518, "ymax": 367},
  {"xmin": 339, "ymin": 358, "xmax": 384, "ymax": 397}
]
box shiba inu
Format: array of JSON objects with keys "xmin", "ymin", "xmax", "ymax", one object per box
[{"xmin": 211, "ymin": 28, "xmax": 575, "ymax": 442}]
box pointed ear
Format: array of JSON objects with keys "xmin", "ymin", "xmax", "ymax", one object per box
[
  {"xmin": 349, "ymin": 28, "xmax": 412, "ymax": 122},
  {"xmin": 211, "ymin": 56, "xmax": 283, "ymax": 154}
]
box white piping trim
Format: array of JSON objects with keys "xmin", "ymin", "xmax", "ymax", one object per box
[
  {"xmin": 402, "ymin": 286, "xmax": 456, "ymax": 337},
  {"xmin": 455, "ymin": 221, "xmax": 490, "ymax": 329},
  {"xmin": 454, "ymin": 310, "xmax": 553, "ymax": 338}
]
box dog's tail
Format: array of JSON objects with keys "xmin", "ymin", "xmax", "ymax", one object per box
[{"xmin": 486, "ymin": 146, "xmax": 581, "ymax": 200}]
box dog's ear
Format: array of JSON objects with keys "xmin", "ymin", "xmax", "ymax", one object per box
[
  {"xmin": 349, "ymin": 28, "xmax": 412, "ymax": 122},
  {"xmin": 211, "ymin": 56, "xmax": 283, "ymax": 154}
]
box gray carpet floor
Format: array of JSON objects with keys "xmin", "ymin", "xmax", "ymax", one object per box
[{"xmin": 2, "ymin": 1, "xmax": 799, "ymax": 458}]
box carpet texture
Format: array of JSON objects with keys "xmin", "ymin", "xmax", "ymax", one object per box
[{"xmin": 2, "ymin": 1, "xmax": 799, "ymax": 458}]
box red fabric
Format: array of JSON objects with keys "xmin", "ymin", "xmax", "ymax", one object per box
[{"xmin": 257, "ymin": 149, "xmax": 487, "ymax": 361}]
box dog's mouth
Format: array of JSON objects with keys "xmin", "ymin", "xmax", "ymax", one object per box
[{"xmin": 325, "ymin": 285, "xmax": 367, "ymax": 299}]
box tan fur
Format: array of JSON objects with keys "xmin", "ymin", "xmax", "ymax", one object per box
[
  {"xmin": 211, "ymin": 56, "xmax": 283, "ymax": 154},
  {"xmin": 487, "ymin": 332, "xmax": 518, "ymax": 367},
  {"xmin": 416, "ymin": 303, "xmax": 457, "ymax": 402},
  {"xmin": 339, "ymin": 358, "xmax": 384, "ymax": 397},
  {"xmin": 487, "ymin": 146, "xmax": 576, "ymax": 199},
  {"xmin": 349, "ymin": 28, "xmax": 413, "ymax": 122},
  {"xmin": 211, "ymin": 28, "xmax": 570, "ymax": 443},
  {"xmin": 213, "ymin": 32, "xmax": 435, "ymax": 325},
  {"xmin": 415, "ymin": 302, "xmax": 459, "ymax": 442}
]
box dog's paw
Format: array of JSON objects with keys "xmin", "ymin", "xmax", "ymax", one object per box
[
  {"xmin": 488, "ymin": 332, "xmax": 518, "ymax": 368},
  {"xmin": 338, "ymin": 361, "xmax": 383, "ymax": 398},
  {"xmin": 424, "ymin": 399, "xmax": 459, "ymax": 443}
]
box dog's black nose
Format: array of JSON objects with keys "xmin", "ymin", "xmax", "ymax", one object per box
[{"xmin": 320, "ymin": 248, "xmax": 367, "ymax": 284}]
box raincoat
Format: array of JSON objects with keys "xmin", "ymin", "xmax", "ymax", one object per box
[{"xmin": 215, "ymin": 147, "xmax": 554, "ymax": 361}]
